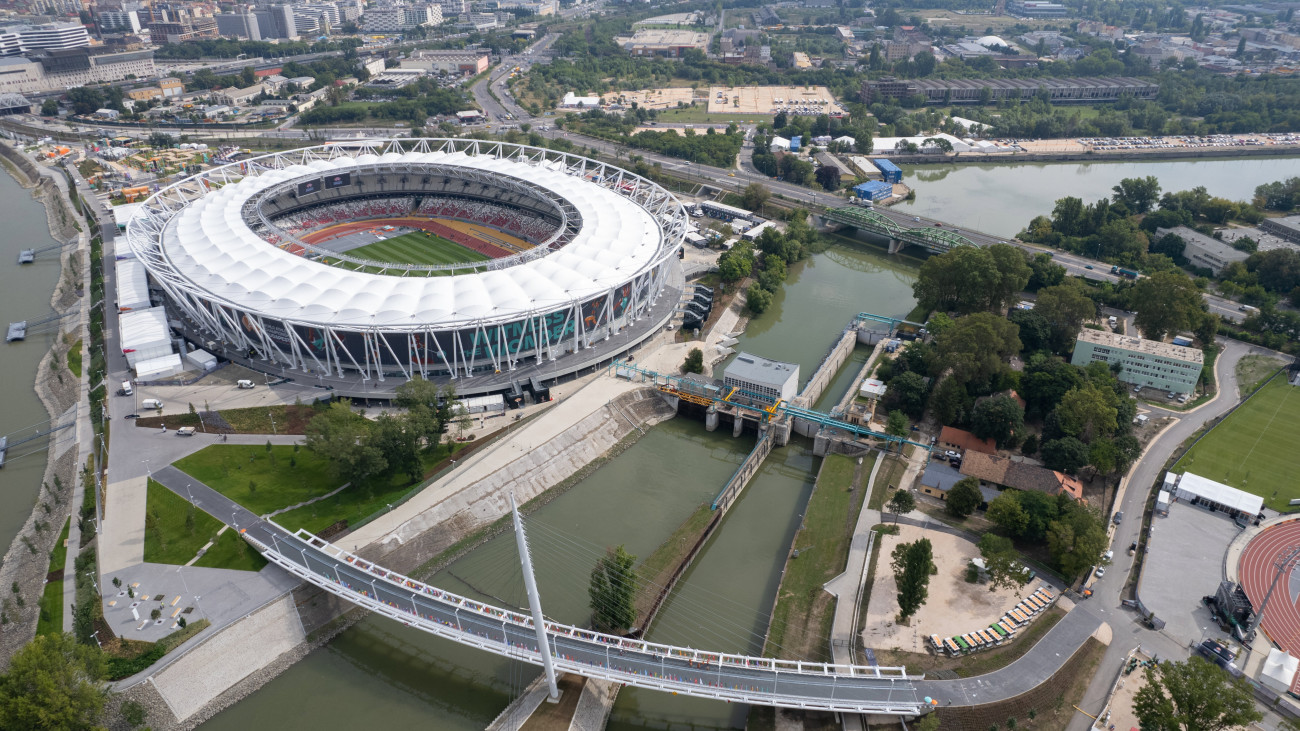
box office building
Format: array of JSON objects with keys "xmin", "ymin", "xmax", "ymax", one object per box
[
  {"xmin": 215, "ymin": 12, "xmax": 261, "ymax": 40},
  {"xmin": 862, "ymin": 76, "xmax": 1158, "ymax": 105},
  {"xmin": 1007, "ymin": 0, "xmax": 1068, "ymax": 17},
  {"xmin": 253, "ymin": 6, "xmax": 298, "ymax": 39},
  {"xmin": 1155, "ymin": 226, "xmax": 1249, "ymax": 275},
  {"xmin": 0, "ymin": 23, "xmax": 90, "ymax": 56},
  {"xmin": 1070, "ymin": 329, "xmax": 1203, "ymax": 394},
  {"xmin": 0, "ymin": 48, "xmax": 155, "ymax": 94},
  {"xmin": 363, "ymin": 5, "xmax": 442, "ymax": 32},
  {"xmin": 99, "ymin": 10, "xmax": 143, "ymax": 33}
]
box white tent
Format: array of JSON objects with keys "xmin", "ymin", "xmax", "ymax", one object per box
[
  {"xmin": 1262, "ymin": 649, "xmax": 1298, "ymax": 694},
  {"xmin": 119, "ymin": 307, "xmax": 173, "ymax": 367},
  {"xmin": 134, "ymin": 353, "xmax": 183, "ymax": 380},
  {"xmin": 115, "ymin": 258, "xmax": 150, "ymax": 312},
  {"xmin": 455, "ymin": 394, "xmax": 505, "ymax": 414},
  {"xmin": 185, "ymin": 348, "xmax": 218, "ymax": 371},
  {"xmin": 1174, "ymin": 472, "xmax": 1263, "ymax": 515}
]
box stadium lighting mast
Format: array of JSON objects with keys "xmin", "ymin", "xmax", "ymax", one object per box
[
  {"xmin": 1249, "ymin": 545, "xmax": 1300, "ymax": 637},
  {"xmin": 511, "ymin": 492, "xmax": 559, "ymax": 701}
]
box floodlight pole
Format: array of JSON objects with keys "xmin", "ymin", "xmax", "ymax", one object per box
[
  {"xmin": 1249, "ymin": 545, "xmax": 1300, "ymax": 637},
  {"xmin": 511, "ymin": 492, "xmax": 559, "ymax": 701}
]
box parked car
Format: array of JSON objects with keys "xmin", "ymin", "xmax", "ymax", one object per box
[
  {"xmin": 1095, "ymin": 566, "xmax": 1106, "ymax": 578},
  {"xmin": 1113, "ymin": 511, "xmax": 1124, "ymax": 525}
]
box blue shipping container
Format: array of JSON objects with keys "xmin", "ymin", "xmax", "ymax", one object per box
[
  {"xmin": 790, "ymin": 135, "xmax": 802, "ymax": 152},
  {"xmin": 874, "ymin": 158, "xmax": 902, "ymax": 184},
  {"xmin": 853, "ymin": 181, "xmax": 892, "ymax": 201}
]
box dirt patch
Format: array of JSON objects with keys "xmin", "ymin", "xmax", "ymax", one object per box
[
  {"xmin": 519, "ymin": 674, "xmax": 586, "ymax": 731},
  {"xmin": 864, "ymin": 524, "xmax": 1037, "ymax": 653}
]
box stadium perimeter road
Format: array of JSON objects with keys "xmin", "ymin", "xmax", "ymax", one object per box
[{"xmin": 1067, "ymin": 338, "xmax": 1283, "ymax": 731}]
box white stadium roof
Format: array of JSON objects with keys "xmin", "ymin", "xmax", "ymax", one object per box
[{"xmin": 159, "ymin": 150, "xmax": 666, "ymax": 329}]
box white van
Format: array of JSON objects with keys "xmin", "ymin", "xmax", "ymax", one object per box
[
  {"xmin": 142, "ymin": 398, "xmax": 164, "ymax": 410},
  {"xmin": 236, "ymin": 379, "xmax": 255, "ymax": 389},
  {"xmin": 119, "ymin": 381, "xmax": 133, "ymax": 396}
]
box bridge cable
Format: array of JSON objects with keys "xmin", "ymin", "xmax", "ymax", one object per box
[{"xmin": 521, "ymin": 520, "xmax": 823, "ymax": 663}]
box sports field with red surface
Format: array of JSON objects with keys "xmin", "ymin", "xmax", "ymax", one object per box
[{"xmin": 1239, "ymin": 520, "xmax": 1300, "ymax": 692}]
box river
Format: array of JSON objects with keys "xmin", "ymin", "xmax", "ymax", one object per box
[
  {"xmin": 0, "ymin": 167, "xmax": 65, "ymax": 557},
  {"xmin": 199, "ymin": 235, "xmax": 916, "ymax": 730},
  {"xmin": 897, "ymin": 156, "xmax": 1300, "ymax": 238}
]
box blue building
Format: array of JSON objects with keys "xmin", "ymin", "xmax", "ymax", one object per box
[
  {"xmin": 853, "ymin": 181, "xmax": 892, "ymax": 201},
  {"xmin": 873, "ymin": 158, "xmax": 902, "ymax": 184},
  {"xmin": 790, "ymin": 135, "xmax": 801, "ymax": 152}
]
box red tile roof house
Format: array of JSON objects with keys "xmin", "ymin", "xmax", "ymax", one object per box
[
  {"xmin": 959, "ymin": 451, "xmax": 1085, "ymax": 502},
  {"xmin": 938, "ymin": 426, "xmax": 997, "ymax": 455}
]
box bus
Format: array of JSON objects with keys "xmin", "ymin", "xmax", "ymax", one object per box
[{"xmin": 701, "ymin": 200, "xmax": 753, "ymax": 223}]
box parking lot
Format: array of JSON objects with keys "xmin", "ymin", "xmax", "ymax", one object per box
[{"xmin": 1139, "ymin": 498, "xmax": 1241, "ymax": 646}]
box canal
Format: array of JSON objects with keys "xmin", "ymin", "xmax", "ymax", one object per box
[
  {"xmin": 897, "ymin": 156, "xmax": 1300, "ymax": 238},
  {"xmin": 0, "ymin": 168, "xmax": 66, "ymax": 556},
  {"xmin": 200, "ymin": 235, "xmax": 917, "ymax": 729}
]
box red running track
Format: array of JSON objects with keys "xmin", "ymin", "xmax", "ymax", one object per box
[
  {"xmin": 297, "ymin": 218, "xmax": 513, "ymax": 259},
  {"xmin": 1239, "ymin": 520, "xmax": 1300, "ymax": 692}
]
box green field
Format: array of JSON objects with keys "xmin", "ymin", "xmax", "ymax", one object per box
[
  {"xmin": 1175, "ymin": 374, "xmax": 1300, "ymax": 511},
  {"xmin": 348, "ymin": 231, "xmax": 490, "ymax": 267}
]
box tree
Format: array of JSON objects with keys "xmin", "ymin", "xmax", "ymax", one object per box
[
  {"xmin": 946, "ymin": 477, "xmax": 983, "ymax": 519},
  {"xmin": 65, "ymin": 86, "xmax": 104, "ymax": 116},
  {"xmin": 1133, "ymin": 656, "xmax": 1262, "ymax": 731},
  {"xmin": 891, "ymin": 538, "xmax": 934, "ymax": 621},
  {"xmin": 1026, "ymin": 253, "xmax": 1066, "ymax": 291},
  {"xmin": 588, "ymin": 545, "xmax": 637, "ymax": 633},
  {"xmin": 1112, "ymin": 176, "xmax": 1162, "ymax": 214},
  {"xmin": 741, "ymin": 183, "xmax": 770, "ymax": 212},
  {"xmin": 986, "ymin": 492, "xmax": 1029, "ymax": 537},
  {"xmin": 1132, "ymin": 271, "xmax": 1207, "ymax": 340},
  {"xmin": 745, "ymin": 282, "xmax": 772, "ymax": 314},
  {"xmin": 1040, "ymin": 436, "xmax": 1090, "ymax": 474},
  {"xmin": 887, "ymin": 489, "xmax": 915, "ymax": 519},
  {"xmin": 814, "ymin": 165, "xmax": 841, "ymax": 191},
  {"xmin": 40, "ymin": 98, "xmax": 58, "ymax": 116},
  {"xmin": 682, "ymin": 347, "xmax": 704, "ymax": 374},
  {"xmin": 1045, "ymin": 502, "xmax": 1107, "ymax": 577},
  {"xmin": 885, "ymin": 410, "xmax": 909, "ymax": 437},
  {"xmin": 971, "ymin": 395, "xmax": 1025, "ymax": 448},
  {"xmin": 370, "ymin": 412, "xmax": 423, "ymax": 483},
  {"xmin": 1034, "ymin": 282, "xmax": 1096, "ymax": 351},
  {"xmin": 977, "ymin": 533, "xmax": 1030, "ymax": 591},
  {"xmin": 394, "ymin": 377, "xmax": 454, "ymax": 451},
  {"xmin": 0, "ymin": 633, "xmax": 107, "ymax": 731},
  {"xmin": 304, "ymin": 399, "xmax": 386, "ymax": 484},
  {"xmin": 933, "ymin": 312, "xmax": 1023, "ymax": 388},
  {"xmin": 912, "ymin": 245, "xmax": 1029, "ymax": 315},
  {"xmin": 884, "ymin": 371, "xmax": 929, "ymax": 418},
  {"xmin": 1054, "ymin": 383, "xmax": 1119, "ymax": 442}
]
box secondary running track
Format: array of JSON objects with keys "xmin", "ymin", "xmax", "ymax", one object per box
[{"xmin": 1239, "ymin": 519, "xmax": 1300, "ymax": 692}]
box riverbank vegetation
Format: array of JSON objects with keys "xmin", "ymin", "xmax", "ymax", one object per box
[
  {"xmin": 763, "ymin": 453, "xmax": 870, "ymax": 662},
  {"xmin": 716, "ymin": 210, "xmax": 827, "ymax": 316},
  {"xmin": 35, "ymin": 519, "xmax": 70, "ymax": 638}
]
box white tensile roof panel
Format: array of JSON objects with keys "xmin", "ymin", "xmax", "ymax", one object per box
[
  {"xmin": 158, "ymin": 150, "xmax": 665, "ymax": 328},
  {"xmin": 1176, "ymin": 472, "xmax": 1263, "ymax": 515},
  {"xmin": 115, "ymin": 258, "xmax": 150, "ymax": 310},
  {"xmin": 119, "ymin": 306, "xmax": 170, "ymax": 352}
]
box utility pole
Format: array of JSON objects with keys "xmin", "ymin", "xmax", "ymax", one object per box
[
  {"xmin": 1249, "ymin": 545, "xmax": 1300, "ymax": 638},
  {"xmin": 511, "ymin": 493, "xmax": 559, "ymax": 701}
]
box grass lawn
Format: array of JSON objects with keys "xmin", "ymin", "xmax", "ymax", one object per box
[
  {"xmin": 1236, "ymin": 354, "xmax": 1285, "ymax": 396},
  {"xmin": 274, "ymin": 443, "xmax": 465, "ymax": 534},
  {"xmin": 66, "ymin": 339, "xmax": 82, "ymax": 378},
  {"xmin": 35, "ymin": 518, "xmax": 71, "ymax": 637},
  {"xmin": 1175, "ymin": 374, "xmax": 1300, "ymax": 511},
  {"xmin": 349, "ymin": 231, "xmax": 490, "ymax": 267},
  {"xmin": 194, "ymin": 528, "xmax": 267, "ymax": 572},
  {"xmin": 764, "ymin": 453, "xmax": 869, "ymax": 661},
  {"xmin": 136, "ymin": 403, "xmax": 323, "ymax": 435},
  {"xmin": 174, "ymin": 444, "xmax": 338, "ymax": 516},
  {"xmin": 144, "ymin": 479, "xmax": 224, "ymax": 566}
]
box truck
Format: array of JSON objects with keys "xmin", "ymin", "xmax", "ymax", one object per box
[
  {"xmin": 175, "ymin": 426, "xmax": 196, "ymax": 437},
  {"xmin": 141, "ymin": 398, "xmax": 164, "ymax": 410},
  {"xmin": 118, "ymin": 380, "xmax": 133, "ymax": 396},
  {"xmin": 1110, "ymin": 265, "xmax": 1139, "ymax": 279}
]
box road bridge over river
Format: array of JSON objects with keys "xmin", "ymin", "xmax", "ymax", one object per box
[{"xmin": 819, "ymin": 206, "xmax": 980, "ymax": 254}]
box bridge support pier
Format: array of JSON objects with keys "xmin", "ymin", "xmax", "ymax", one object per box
[
  {"xmin": 705, "ymin": 406, "xmax": 719, "ymax": 432},
  {"xmin": 773, "ymin": 418, "xmax": 791, "ymax": 447},
  {"xmin": 733, "ymin": 414, "xmax": 745, "ymax": 438},
  {"xmin": 887, "ymin": 238, "xmax": 903, "ymax": 255}
]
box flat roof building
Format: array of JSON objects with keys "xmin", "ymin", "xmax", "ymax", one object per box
[
  {"xmin": 1173, "ymin": 472, "xmax": 1264, "ymax": 517},
  {"xmin": 1156, "ymin": 226, "xmax": 1248, "ymax": 275},
  {"xmin": 723, "ymin": 352, "xmax": 799, "ymax": 403},
  {"xmin": 616, "ymin": 29, "xmax": 710, "ymax": 57},
  {"xmin": 400, "ymin": 49, "xmax": 490, "ymax": 76},
  {"xmin": 1261, "ymin": 216, "xmax": 1300, "ymax": 245},
  {"xmin": 862, "ymin": 76, "xmax": 1158, "ymax": 105},
  {"xmin": 1070, "ymin": 328, "xmax": 1203, "ymax": 394}
]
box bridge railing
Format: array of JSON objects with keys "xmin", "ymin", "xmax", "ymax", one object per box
[{"xmin": 255, "ymin": 521, "xmax": 918, "ymax": 683}]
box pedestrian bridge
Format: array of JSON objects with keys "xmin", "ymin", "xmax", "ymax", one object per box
[
  {"xmin": 820, "ymin": 207, "xmax": 975, "ymax": 254},
  {"xmin": 243, "ymin": 520, "xmax": 924, "ymax": 715}
]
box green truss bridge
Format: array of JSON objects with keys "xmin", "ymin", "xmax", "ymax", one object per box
[{"xmin": 819, "ymin": 206, "xmax": 977, "ymax": 254}]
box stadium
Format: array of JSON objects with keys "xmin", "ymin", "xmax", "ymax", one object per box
[{"xmin": 125, "ymin": 138, "xmax": 686, "ymax": 395}]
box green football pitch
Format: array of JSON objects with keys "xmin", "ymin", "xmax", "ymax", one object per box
[
  {"xmin": 347, "ymin": 231, "xmax": 490, "ymax": 267},
  {"xmin": 1174, "ymin": 374, "xmax": 1300, "ymax": 511}
]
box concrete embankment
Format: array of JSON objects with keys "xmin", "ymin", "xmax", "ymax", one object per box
[
  {"xmin": 0, "ymin": 141, "xmax": 86, "ymax": 669},
  {"xmin": 792, "ymin": 327, "xmax": 859, "ymax": 438},
  {"xmin": 879, "ymin": 144, "xmax": 1300, "ymax": 166},
  {"xmin": 116, "ymin": 385, "xmax": 676, "ymax": 730}
]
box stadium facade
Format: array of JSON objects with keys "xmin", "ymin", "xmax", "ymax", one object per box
[{"xmin": 126, "ymin": 139, "xmax": 686, "ymax": 389}]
